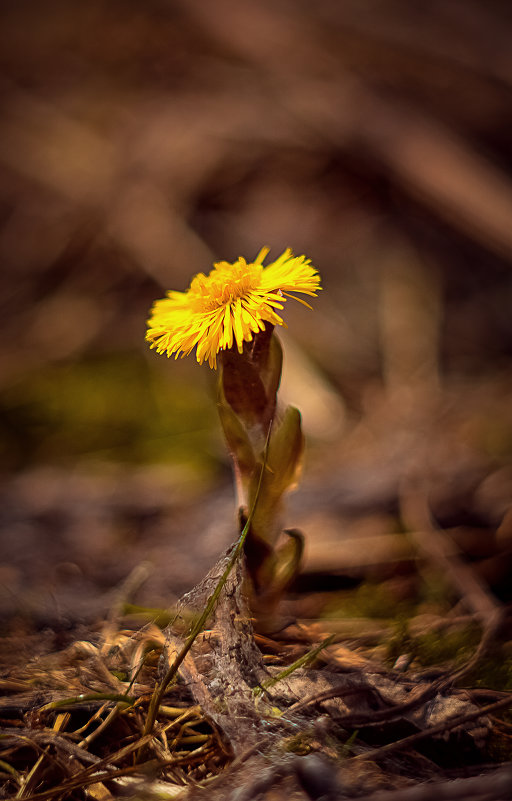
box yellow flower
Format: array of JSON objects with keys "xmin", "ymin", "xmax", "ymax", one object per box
[{"xmin": 146, "ymin": 247, "xmax": 321, "ymax": 368}]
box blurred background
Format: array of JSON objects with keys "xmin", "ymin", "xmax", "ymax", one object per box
[{"xmin": 1, "ymin": 0, "xmax": 512, "ymax": 636}]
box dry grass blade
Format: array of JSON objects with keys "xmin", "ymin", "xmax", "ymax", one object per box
[
  {"xmin": 255, "ymin": 634, "xmax": 335, "ymax": 695},
  {"xmin": 17, "ymin": 733, "xmax": 158, "ymax": 801}
]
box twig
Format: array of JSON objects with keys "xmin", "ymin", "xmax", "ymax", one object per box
[
  {"xmin": 350, "ymin": 694, "xmax": 512, "ymax": 763},
  {"xmin": 401, "ymin": 489, "xmax": 502, "ymax": 625},
  {"xmin": 287, "ymin": 678, "xmax": 443, "ymax": 726},
  {"xmin": 287, "ymin": 682, "xmax": 391, "ymax": 717},
  {"xmin": 400, "ymin": 488, "xmax": 504, "ymax": 684}
]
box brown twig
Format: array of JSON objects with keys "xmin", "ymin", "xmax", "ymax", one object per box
[
  {"xmin": 400, "ymin": 488, "xmax": 504, "ymax": 685},
  {"xmin": 350, "ymin": 694, "xmax": 512, "ymax": 763},
  {"xmin": 401, "ymin": 489, "xmax": 502, "ymax": 625},
  {"xmin": 287, "ymin": 682, "xmax": 394, "ymax": 717},
  {"xmin": 288, "ymin": 678, "xmax": 445, "ymax": 727}
]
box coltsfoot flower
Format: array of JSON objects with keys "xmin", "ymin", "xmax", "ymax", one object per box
[{"xmin": 146, "ymin": 247, "xmax": 321, "ymax": 368}]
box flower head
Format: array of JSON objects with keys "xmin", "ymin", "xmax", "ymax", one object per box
[{"xmin": 146, "ymin": 247, "xmax": 321, "ymax": 368}]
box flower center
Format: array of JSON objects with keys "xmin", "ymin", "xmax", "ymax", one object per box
[{"xmin": 189, "ymin": 260, "xmax": 262, "ymax": 312}]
